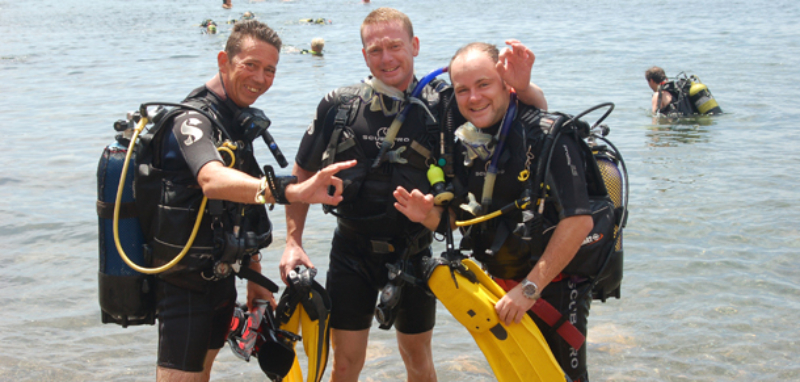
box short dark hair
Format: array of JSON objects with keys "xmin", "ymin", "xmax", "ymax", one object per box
[
  {"xmin": 225, "ymin": 20, "xmax": 282, "ymax": 59},
  {"xmin": 360, "ymin": 8, "xmax": 414, "ymax": 45},
  {"xmin": 449, "ymin": 42, "xmax": 500, "ymax": 83},
  {"xmin": 645, "ymin": 66, "xmax": 667, "ymax": 83},
  {"xmin": 450, "ymin": 42, "xmax": 500, "ymax": 67}
]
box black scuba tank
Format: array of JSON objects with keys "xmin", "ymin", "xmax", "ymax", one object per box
[
  {"xmin": 96, "ymin": 118, "xmax": 155, "ymax": 327},
  {"xmin": 590, "ymin": 149, "xmax": 625, "ymax": 302}
]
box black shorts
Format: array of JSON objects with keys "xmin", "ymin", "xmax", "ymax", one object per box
[
  {"xmin": 532, "ymin": 277, "xmax": 592, "ymax": 382},
  {"xmin": 155, "ymin": 276, "xmax": 237, "ymax": 372},
  {"xmin": 326, "ymin": 227, "xmax": 436, "ymax": 334}
]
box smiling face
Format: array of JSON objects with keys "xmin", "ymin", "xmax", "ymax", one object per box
[
  {"xmin": 450, "ymin": 49, "xmax": 510, "ymax": 129},
  {"xmin": 217, "ymin": 36, "xmax": 279, "ymax": 107},
  {"xmin": 361, "ymin": 20, "xmax": 419, "ymax": 92}
]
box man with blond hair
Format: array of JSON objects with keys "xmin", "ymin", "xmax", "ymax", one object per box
[{"xmin": 282, "ymin": 8, "xmax": 545, "ymax": 381}]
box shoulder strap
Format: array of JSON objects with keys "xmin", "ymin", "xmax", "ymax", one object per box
[{"xmin": 321, "ymin": 93, "xmax": 360, "ymax": 168}]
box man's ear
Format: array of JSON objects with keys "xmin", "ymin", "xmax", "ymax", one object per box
[
  {"xmin": 411, "ymin": 36, "xmax": 420, "ymax": 57},
  {"xmin": 217, "ymin": 51, "xmax": 229, "ymax": 73}
]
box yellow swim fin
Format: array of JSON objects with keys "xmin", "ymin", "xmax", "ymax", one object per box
[
  {"xmin": 275, "ymin": 268, "xmax": 331, "ymax": 382},
  {"xmin": 278, "ymin": 302, "xmax": 303, "ymax": 382},
  {"xmin": 427, "ymin": 257, "xmax": 568, "ymax": 382}
]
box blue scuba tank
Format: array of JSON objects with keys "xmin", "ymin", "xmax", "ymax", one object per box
[{"xmin": 96, "ymin": 126, "xmax": 155, "ymax": 327}]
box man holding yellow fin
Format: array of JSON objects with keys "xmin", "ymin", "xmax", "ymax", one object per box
[
  {"xmin": 395, "ymin": 41, "xmax": 604, "ymax": 382},
  {"xmin": 281, "ymin": 7, "xmax": 546, "ymax": 382}
]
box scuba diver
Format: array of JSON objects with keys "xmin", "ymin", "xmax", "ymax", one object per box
[
  {"xmin": 300, "ymin": 18, "xmax": 331, "ymax": 25},
  {"xmin": 394, "ymin": 42, "xmax": 625, "ymax": 382},
  {"xmin": 646, "ymin": 66, "xmax": 722, "ymax": 116},
  {"xmin": 281, "ymin": 7, "xmax": 546, "ymax": 382},
  {"xmin": 199, "ymin": 19, "xmax": 217, "ymax": 34},
  {"xmin": 300, "ymin": 38, "xmax": 325, "ymax": 56},
  {"xmin": 105, "ymin": 21, "xmax": 354, "ymax": 382}
]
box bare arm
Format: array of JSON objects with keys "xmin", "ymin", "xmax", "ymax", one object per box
[
  {"xmin": 197, "ymin": 159, "xmax": 355, "ymax": 205},
  {"xmin": 197, "ymin": 161, "xmax": 264, "ymax": 203},
  {"xmin": 280, "ymin": 164, "xmax": 315, "ymax": 282},
  {"xmin": 496, "ymin": 39, "xmax": 548, "ymax": 110},
  {"xmin": 651, "ymin": 92, "xmax": 660, "ymax": 114},
  {"xmin": 651, "ymin": 89, "xmax": 673, "ymax": 114},
  {"xmin": 495, "ymin": 214, "xmax": 593, "ymax": 325}
]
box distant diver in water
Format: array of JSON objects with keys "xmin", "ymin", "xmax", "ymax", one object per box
[
  {"xmin": 300, "ymin": 18, "xmax": 331, "ymax": 25},
  {"xmin": 646, "ymin": 66, "xmax": 722, "ymax": 117},
  {"xmin": 222, "ymin": 0, "xmax": 232, "ymax": 9},
  {"xmin": 200, "ymin": 19, "xmax": 218, "ymax": 34},
  {"xmin": 300, "ymin": 38, "xmax": 325, "ymax": 56}
]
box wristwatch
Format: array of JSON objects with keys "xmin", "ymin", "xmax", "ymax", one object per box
[{"xmin": 520, "ymin": 279, "xmax": 540, "ymax": 300}]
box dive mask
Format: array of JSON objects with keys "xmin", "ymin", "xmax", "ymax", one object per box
[
  {"xmin": 228, "ymin": 300, "xmax": 300, "ymax": 381},
  {"xmin": 363, "ymin": 76, "xmax": 407, "ymax": 117},
  {"xmin": 235, "ymin": 107, "xmax": 271, "ymax": 143},
  {"xmin": 455, "ymin": 122, "xmax": 496, "ymax": 163}
]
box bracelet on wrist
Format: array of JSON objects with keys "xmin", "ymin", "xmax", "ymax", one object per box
[
  {"xmin": 263, "ymin": 165, "xmax": 298, "ymax": 205},
  {"xmin": 254, "ymin": 176, "xmax": 269, "ymax": 204}
]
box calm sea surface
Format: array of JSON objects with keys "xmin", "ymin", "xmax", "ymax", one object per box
[{"xmin": 2, "ymin": 0, "xmax": 799, "ymax": 380}]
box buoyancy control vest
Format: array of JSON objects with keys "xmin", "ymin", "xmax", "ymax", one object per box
[
  {"xmin": 97, "ymin": 87, "xmax": 283, "ymax": 327},
  {"xmin": 457, "ymin": 104, "xmax": 628, "ymax": 302},
  {"xmin": 320, "ymin": 79, "xmax": 455, "ymax": 235},
  {"xmin": 657, "ymin": 80, "xmax": 694, "ymax": 116},
  {"xmin": 657, "ymin": 73, "xmax": 722, "ymax": 116},
  {"xmin": 134, "ymin": 88, "xmax": 273, "ymax": 288}
]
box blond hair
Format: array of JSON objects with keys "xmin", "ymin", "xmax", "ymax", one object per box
[
  {"xmin": 311, "ymin": 38, "xmax": 325, "ymax": 53},
  {"xmin": 360, "ymin": 7, "xmax": 413, "ymax": 45}
]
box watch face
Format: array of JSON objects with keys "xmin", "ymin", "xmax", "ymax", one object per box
[{"xmin": 522, "ymin": 281, "xmax": 538, "ymax": 299}]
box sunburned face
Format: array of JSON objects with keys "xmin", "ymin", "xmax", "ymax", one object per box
[
  {"xmin": 361, "ymin": 21, "xmax": 419, "ymax": 92},
  {"xmin": 218, "ymin": 36, "xmax": 280, "ymax": 107},
  {"xmin": 450, "ymin": 49, "xmax": 510, "ymax": 129}
]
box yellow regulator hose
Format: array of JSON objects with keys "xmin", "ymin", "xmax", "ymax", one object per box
[{"xmin": 112, "ymin": 117, "xmax": 235, "ymax": 274}]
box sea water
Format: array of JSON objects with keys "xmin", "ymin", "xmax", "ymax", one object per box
[{"xmin": 1, "ymin": 0, "xmax": 799, "ymax": 380}]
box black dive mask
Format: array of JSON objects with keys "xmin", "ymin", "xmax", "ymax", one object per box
[
  {"xmin": 236, "ymin": 107, "xmax": 272, "ymax": 143},
  {"xmin": 235, "ymin": 107, "xmax": 288, "ymax": 168}
]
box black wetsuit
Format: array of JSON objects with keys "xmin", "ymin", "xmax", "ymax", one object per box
[
  {"xmin": 142, "ymin": 85, "xmax": 272, "ymax": 372},
  {"xmin": 295, "ymin": 78, "xmax": 461, "ymax": 334},
  {"xmin": 454, "ymin": 103, "xmax": 593, "ymax": 382}
]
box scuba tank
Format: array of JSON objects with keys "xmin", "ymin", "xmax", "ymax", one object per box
[
  {"xmin": 96, "ymin": 111, "xmax": 155, "ymax": 327},
  {"xmin": 589, "ymin": 146, "xmax": 625, "ymax": 301},
  {"xmin": 688, "ymin": 75, "xmax": 722, "ymax": 114}
]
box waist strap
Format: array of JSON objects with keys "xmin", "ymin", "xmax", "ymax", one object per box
[
  {"xmin": 494, "ymin": 277, "xmax": 586, "ymax": 350},
  {"xmin": 338, "ymin": 223, "xmax": 432, "ymax": 256}
]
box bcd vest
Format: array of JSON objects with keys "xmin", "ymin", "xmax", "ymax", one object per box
[
  {"xmin": 460, "ymin": 108, "xmax": 624, "ymax": 301},
  {"xmin": 133, "ymin": 89, "xmax": 272, "ymax": 285},
  {"xmin": 657, "ymin": 80, "xmax": 695, "ymax": 116},
  {"xmin": 321, "ymin": 80, "xmax": 453, "ymax": 229}
]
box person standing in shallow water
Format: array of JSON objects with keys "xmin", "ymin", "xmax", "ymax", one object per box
[
  {"xmin": 394, "ymin": 41, "xmax": 595, "ymax": 382},
  {"xmin": 281, "ymin": 7, "xmax": 546, "ymax": 382},
  {"xmin": 148, "ymin": 20, "xmax": 354, "ymax": 382},
  {"xmin": 645, "ymin": 66, "xmax": 673, "ymax": 114},
  {"xmin": 301, "ymin": 38, "xmax": 325, "ymax": 56}
]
